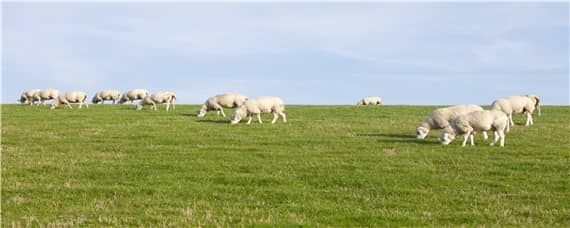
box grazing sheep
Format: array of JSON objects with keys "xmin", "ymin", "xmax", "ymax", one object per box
[
  {"xmin": 31, "ymin": 89, "xmax": 60, "ymax": 106},
  {"xmin": 19, "ymin": 89, "xmax": 40, "ymax": 105},
  {"xmin": 136, "ymin": 91, "xmax": 176, "ymax": 112},
  {"xmin": 118, "ymin": 89, "xmax": 149, "ymax": 104},
  {"xmin": 230, "ymin": 96, "xmax": 286, "ymax": 125},
  {"xmin": 356, "ymin": 96, "xmax": 383, "ymax": 105},
  {"xmin": 196, "ymin": 93, "xmax": 248, "ymax": 117},
  {"xmin": 416, "ymin": 105, "xmax": 488, "ymax": 139},
  {"xmin": 50, "ymin": 91, "xmax": 89, "ymax": 109},
  {"xmin": 440, "ymin": 110, "xmax": 509, "ymax": 147},
  {"xmin": 524, "ymin": 94, "xmax": 541, "ymax": 116},
  {"xmin": 490, "ymin": 96, "xmax": 536, "ymax": 127},
  {"xmin": 92, "ymin": 90, "xmax": 121, "ymax": 104}
]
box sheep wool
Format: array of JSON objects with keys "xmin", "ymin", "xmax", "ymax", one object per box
[
  {"xmin": 230, "ymin": 96, "xmax": 286, "ymax": 125},
  {"xmin": 197, "ymin": 93, "xmax": 248, "ymax": 117},
  {"xmin": 440, "ymin": 110, "xmax": 509, "ymax": 147}
]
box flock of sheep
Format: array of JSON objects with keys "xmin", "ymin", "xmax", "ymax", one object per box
[
  {"xmin": 18, "ymin": 89, "xmax": 286, "ymax": 125},
  {"xmin": 416, "ymin": 94, "xmax": 541, "ymax": 147},
  {"xmin": 18, "ymin": 89, "xmax": 540, "ymax": 147}
]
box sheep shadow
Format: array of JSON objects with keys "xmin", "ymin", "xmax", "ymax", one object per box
[
  {"xmin": 196, "ymin": 119, "xmax": 230, "ymax": 124},
  {"xmin": 357, "ymin": 133, "xmax": 437, "ymax": 145},
  {"xmin": 180, "ymin": 113, "xmax": 197, "ymax": 117}
]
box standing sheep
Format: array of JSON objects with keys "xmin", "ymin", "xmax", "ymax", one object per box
[
  {"xmin": 440, "ymin": 110, "xmax": 509, "ymax": 147},
  {"xmin": 230, "ymin": 96, "xmax": 286, "ymax": 125},
  {"xmin": 32, "ymin": 89, "xmax": 60, "ymax": 106},
  {"xmin": 92, "ymin": 90, "xmax": 121, "ymax": 104},
  {"xmin": 416, "ymin": 105, "xmax": 488, "ymax": 139},
  {"xmin": 196, "ymin": 93, "xmax": 248, "ymax": 117},
  {"xmin": 136, "ymin": 91, "xmax": 176, "ymax": 112},
  {"xmin": 50, "ymin": 91, "xmax": 89, "ymax": 109},
  {"xmin": 490, "ymin": 96, "xmax": 536, "ymax": 127},
  {"xmin": 356, "ymin": 96, "xmax": 383, "ymax": 105},
  {"xmin": 19, "ymin": 89, "xmax": 40, "ymax": 105},
  {"xmin": 118, "ymin": 89, "xmax": 149, "ymax": 104}
]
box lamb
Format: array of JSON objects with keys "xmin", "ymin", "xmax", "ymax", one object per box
[
  {"xmin": 524, "ymin": 94, "xmax": 541, "ymax": 116},
  {"xmin": 50, "ymin": 91, "xmax": 89, "ymax": 109},
  {"xmin": 92, "ymin": 90, "xmax": 121, "ymax": 104},
  {"xmin": 19, "ymin": 89, "xmax": 40, "ymax": 105},
  {"xmin": 440, "ymin": 110, "xmax": 509, "ymax": 147},
  {"xmin": 416, "ymin": 104, "xmax": 488, "ymax": 139},
  {"xmin": 230, "ymin": 96, "xmax": 286, "ymax": 125},
  {"xmin": 490, "ymin": 96, "xmax": 536, "ymax": 127},
  {"xmin": 196, "ymin": 93, "xmax": 248, "ymax": 117},
  {"xmin": 118, "ymin": 89, "xmax": 149, "ymax": 104},
  {"xmin": 356, "ymin": 96, "xmax": 383, "ymax": 105},
  {"xmin": 31, "ymin": 89, "xmax": 60, "ymax": 106},
  {"xmin": 136, "ymin": 91, "xmax": 176, "ymax": 112}
]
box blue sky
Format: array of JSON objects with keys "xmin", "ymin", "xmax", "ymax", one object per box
[{"xmin": 3, "ymin": 2, "xmax": 569, "ymax": 105}]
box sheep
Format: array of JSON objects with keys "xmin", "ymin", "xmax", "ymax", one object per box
[
  {"xmin": 416, "ymin": 105, "xmax": 488, "ymax": 139},
  {"xmin": 19, "ymin": 89, "xmax": 40, "ymax": 105},
  {"xmin": 440, "ymin": 110, "xmax": 509, "ymax": 147},
  {"xmin": 31, "ymin": 89, "xmax": 60, "ymax": 106},
  {"xmin": 92, "ymin": 90, "xmax": 121, "ymax": 104},
  {"xmin": 524, "ymin": 94, "xmax": 541, "ymax": 116},
  {"xmin": 196, "ymin": 93, "xmax": 248, "ymax": 117},
  {"xmin": 136, "ymin": 91, "xmax": 176, "ymax": 112},
  {"xmin": 118, "ymin": 89, "xmax": 149, "ymax": 104},
  {"xmin": 50, "ymin": 91, "xmax": 89, "ymax": 109},
  {"xmin": 490, "ymin": 96, "xmax": 536, "ymax": 127},
  {"xmin": 356, "ymin": 96, "xmax": 383, "ymax": 105},
  {"xmin": 230, "ymin": 96, "xmax": 286, "ymax": 125}
]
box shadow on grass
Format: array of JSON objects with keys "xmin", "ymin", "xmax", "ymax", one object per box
[
  {"xmin": 196, "ymin": 119, "xmax": 230, "ymax": 124},
  {"xmin": 357, "ymin": 133, "xmax": 438, "ymax": 145},
  {"xmin": 180, "ymin": 113, "xmax": 197, "ymax": 117}
]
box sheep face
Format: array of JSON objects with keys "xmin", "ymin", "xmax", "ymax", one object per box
[
  {"xmin": 19, "ymin": 95, "xmax": 29, "ymax": 104},
  {"xmin": 230, "ymin": 108, "xmax": 247, "ymax": 124},
  {"xmin": 196, "ymin": 109, "xmax": 207, "ymax": 117},
  {"xmin": 136, "ymin": 104, "xmax": 144, "ymax": 110},
  {"xmin": 416, "ymin": 126, "xmax": 429, "ymax": 139},
  {"xmin": 439, "ymin": 126, "xmax": 456, "ymax": 145},
  {"xmin": 92, "ymin": 96, "xmax": 100, "ymax": 104}
]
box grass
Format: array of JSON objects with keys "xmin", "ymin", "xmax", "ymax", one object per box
[{"xmin": 1, "ymin": 104, "xmax": 569, "ymax": 226}]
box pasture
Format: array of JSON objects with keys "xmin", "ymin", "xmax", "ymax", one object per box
[{"xmin": 1, "ymin": 104, "xmax": 569, "ymax": 226}]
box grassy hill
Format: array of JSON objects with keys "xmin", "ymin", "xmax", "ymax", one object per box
[{"xmin": 2, "ymin": 104, "xmax": 568, "ymax": 226}]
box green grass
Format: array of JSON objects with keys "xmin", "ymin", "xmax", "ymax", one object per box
[{"xmin": 2, "ymin": 104, "xmax": 569, "ymax": 226}]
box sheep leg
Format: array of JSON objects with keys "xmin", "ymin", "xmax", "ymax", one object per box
[
  {"xmin": 461, "ymin": 133, "xmax": 470, "ymax": 147},
  {"xmin": 66, "ymin": 102, "xmax": 73, "ymax": 109},
  {"xmin": 247, "ymin": 116, "xmax": 253, "ymax": 125},
  {"xmin": 525, "ymin": 112, "xmax": 533, "ymax": 126},
  {"xmin": 470, "ymin": 133, "xmax": 475, "ymax": 146},
  {"xmin": 279, "ymin": 112, "xmax": 287, "ymax": 123},
  {"xmin": 220, "ymin": 108, "xmax": 226, "ymax": 117},
  {"xmin": 509, "ymin": 114, "xmax": 514, "ymax": 126},
  {"xmin": 499, "ymin": 130, "xmax": 505, "ymax": 147},
  {"xmin": 165, "ymin": 103, "xmax": 170, "ymax": 112},
  {"xmin": 490, "ymin": 131, "xmax": 499, "ymax": 146},
  {"xmin": 257, "ymin": 113, "xmax": 263, "ymax": 124},
  {"xmin": 152, "ymin": 102, "xmax": 157, "ymax": 111},
  {"xmin": 482, "ymin": 131, "xmax": 488, "ymax": 140},
  {"xmin": 79, "ymin": 102, "xmax": 83, "ymax": 109},
  {"xmin": 271, "ymin": 112, "xmax": 279, "ymax": 124}
]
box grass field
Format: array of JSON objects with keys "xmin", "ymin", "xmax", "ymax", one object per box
[{"xmin": 1, "ymin": 104, "xmax": 569, "ymax": 226}]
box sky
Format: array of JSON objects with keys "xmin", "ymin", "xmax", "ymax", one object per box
[{"xmin": 2, "ymin": 2, "xmax": 569, "ymax": 105}]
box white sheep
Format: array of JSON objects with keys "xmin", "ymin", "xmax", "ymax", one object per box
[
  {"xmin": 440, "ymin": 110, "xmax": 509, "ymax": 147},
  {"xmin": 118, "ymin": 89, "xmax": 149, "ymax": 104},
  {"xmin": 416, "ymin": 105, "xmax": 488, "ymax": 139},
  {"xmin": 230, "ymin": 96, "xmax": 286, "ymax": 125},
  {"xmin": 136, "ymin": 91, "xmax": 176, "ymax": 112},
  {"xmin": 92, "ymin": 90, "xmax": 121, "ymax": 104},
  {"xmin": 50, "ymin": 91, "xmax": 89, "ymax": 109},
  {"xmin": 19, "ymin": 89, "xmax": 40, "ymax": 105},
  {"xmin": 524, "ymin": 94, "xmax": 541, "ymax": 116},
  {"xmin": 356, "ymin": 96, "xmax": 383, "ymax": 105},
  {"xmin": 31, "ymin": 89, "xmax": 60, "ymax": 106},
  {"xmin": 197, "ymin": 93, "xmax": 248, "ymax": 117},
  {"xmin": 490, "ymin": 96, "xmax": 536, "ymax": 127}
]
